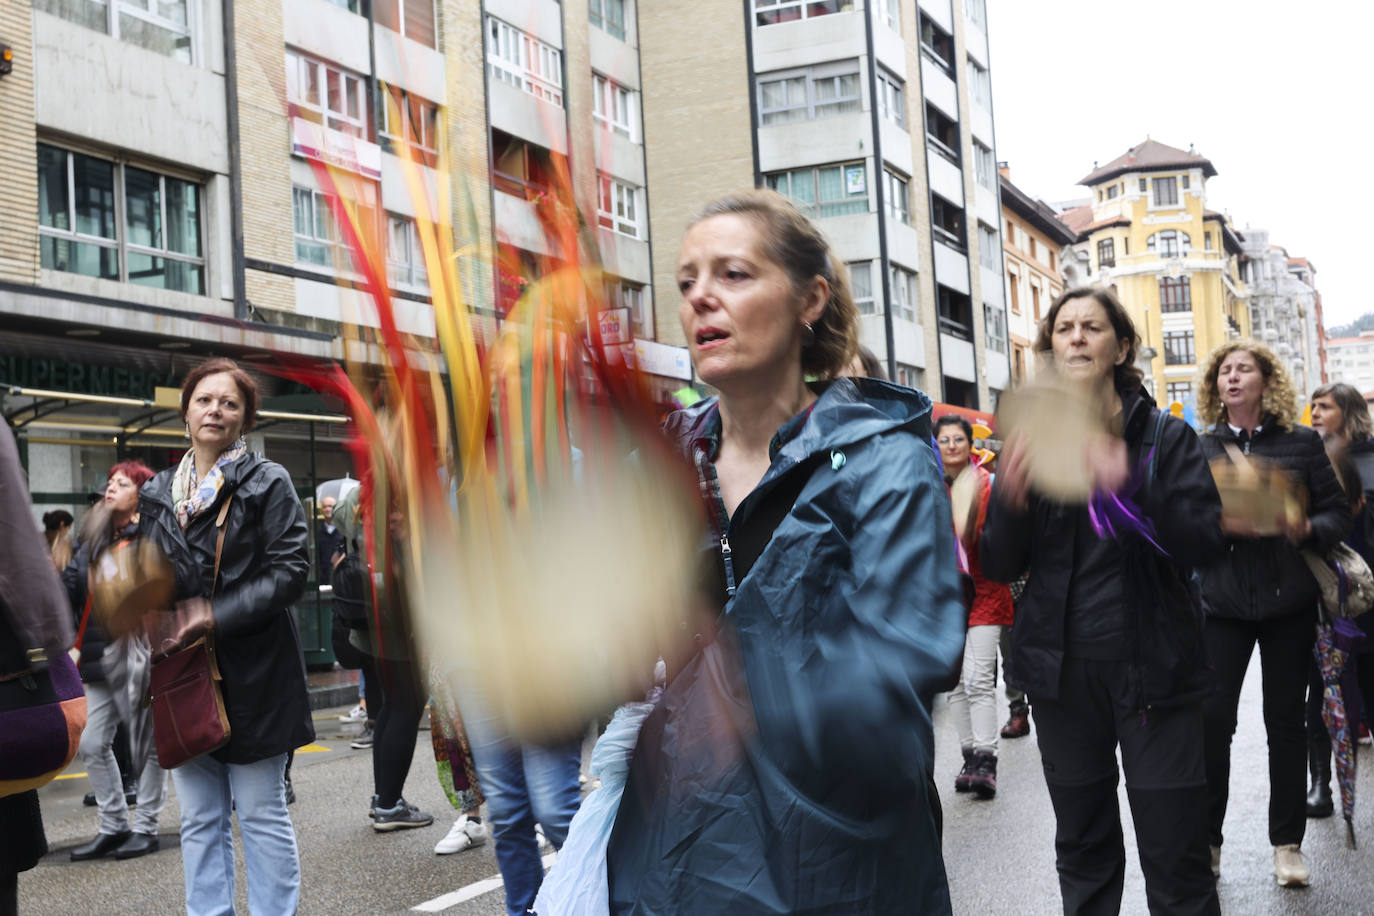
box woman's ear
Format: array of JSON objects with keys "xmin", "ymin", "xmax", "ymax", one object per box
[
  {"xmin": 1113, "ymin": 339, "xmax": 1131, "ymax": 367},
  {"xmin": 800, "ymin": 275, "xmax": 830, "ymax": 327}
]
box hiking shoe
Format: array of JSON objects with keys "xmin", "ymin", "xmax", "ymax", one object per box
[
  {"xmin": 954, "ymin": 748, "xmax": 976, "ymax": 793},
  {"xmin": 1209, "ymin": 845, "xmax": 1220, "ymax": 878},
  {"xmin": 338, "ymin": 704, "xmax": 367, "ymax": 722},
  {"xmin": 435, "ymin": 815, "xmax": 487, "ymax": 854},
  {"xmin": 350, "ymin": 724, "xmax": 374, "ymax": 750},
  {"xmin": 969, "ymin": 751, "xmax": 997, "ymax": 799},
  {"xmin": 1273, "ymin": 844, "xmax": 1310, "ymax": 887},
  {"xmin": 1000, "ymin": 712, "xmax": 1030, "ymax": 739},
  {"xmin": 373, "ymin": 799, "xmax": 434, "ymax": 832}
]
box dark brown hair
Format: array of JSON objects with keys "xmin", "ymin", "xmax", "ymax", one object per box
[
  {"xmin": 1033, "ymin": 286, "xmax": 1143, "ymax": 392},
  {"xmin": 179, "ymin": 357, "xmax": 260, "ymax": 434},
  {"xmin": 855, "ymin": 344, "xmax": 887, "ymax": 380},
  {"xmin": 688, "ymin": 189, "xmax": 859, "ymax": 378},
  {"xmin": 1311, "ymin": 382, "xmax": 1374, "ymax": 444},
  {"xmin": 935, "ymin": 414, "xmax": 973, "ymax": 443}
]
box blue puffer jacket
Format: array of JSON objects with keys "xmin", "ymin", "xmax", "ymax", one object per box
[{"xmin": 606, "ymin": 378, "xmax": 965, "ymax": 916}]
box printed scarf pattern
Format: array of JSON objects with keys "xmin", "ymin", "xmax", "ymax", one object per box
[{"xmin": 172, "ymin": 439, "xmax": 248, "ymax": 531}]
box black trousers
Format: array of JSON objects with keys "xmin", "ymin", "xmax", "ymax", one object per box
[
  {"xmin": 370, "ymin": 656, "xmax": 424, "ymax": 809},
  {"xmin": 1203, "ymin": 611, "xmax": 1313, "ymax": 849},
  {"xmin": 1032, "ymin": 657, "xmax": 1219, "ymax": 916}
]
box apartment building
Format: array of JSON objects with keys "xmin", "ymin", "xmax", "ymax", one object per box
[
  {"xmin": 0, "ymin": 0, "xmax": 698, "ymax": 518},
  {"xmin": 1325, "ymin": 331, "xmax": 1374, "ymax": 397},
  {"xmin": 640, "ymin": 0, "xmax": 1010, "ymax": 409},
  {"xmin": 1238, "ymin": 231, "xmax": 1324, "ymax": 396},
  {"xmin": 1057, "ymin": 139, "xmax": 1249, "ymax": 409},
  {"xmin": 998, "ymin": 165, "xmax": 1075, "ymax": 385}
]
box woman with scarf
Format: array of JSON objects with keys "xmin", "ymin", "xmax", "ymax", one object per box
[{"xmin": 139, "ymin": 358, "xmax": 312, "ymax": 916}]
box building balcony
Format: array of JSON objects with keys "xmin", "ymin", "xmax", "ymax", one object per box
[
  {"xmin": 927, "ymin": 149, "xmax": 964, "ymax": 206},
  {"xmin": 920, "ymin": 56, "xmax": 959, "ymax": 120}
]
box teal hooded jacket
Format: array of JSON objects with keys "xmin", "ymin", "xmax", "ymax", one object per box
[{"xmin": 607, "ymin": 378, "xmax": 965, "ymax": 915}]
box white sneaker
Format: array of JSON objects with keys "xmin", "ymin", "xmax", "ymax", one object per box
[
  {"xmin": 434, "ymin": 815, "xmax": 487, "ymax": 855},
  {"xmin": 1209, "ymin": 845, "xmax": 1220, "ymax": 878},
  {"xmin": 1273, "ymin": 844, "xmax": 1310, "ymax": 887},
  {"xmin": 338, "ymin": 704, "xmax": 366, "ymax": 722}
]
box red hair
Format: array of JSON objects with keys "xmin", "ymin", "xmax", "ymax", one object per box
[{"xmin": 109, "ymin": 459, "xmax": 155, "ymax": 489}]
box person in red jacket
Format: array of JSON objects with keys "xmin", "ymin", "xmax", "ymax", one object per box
[{"xmin": 937, "ymin": 414, "xmax": 1014, "ymax": 798}]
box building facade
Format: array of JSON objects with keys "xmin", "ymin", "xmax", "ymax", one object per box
[
  {"xmin": 1323, "ymin": 332, "xmax": 1374, "ymax": 396},
  {"xmin": 1238, "ymin": 230, "xmax": 1323, "ymax": 396},
  {"xmin": 640, "ymin": 0, "xmax": 1011, "ymax": 409},
  {"xmin": 998, "ymin": 166, "xmax": 1075, "ymax": 385},
  {"xmin": 1056, "ymin": 139, "xmax": 1249, "ymax": 411}
]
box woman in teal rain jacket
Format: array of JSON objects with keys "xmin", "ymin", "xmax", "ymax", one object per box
[{"xmin": 604, "ymin": 191, "xmax": 966, "ymax": 915}]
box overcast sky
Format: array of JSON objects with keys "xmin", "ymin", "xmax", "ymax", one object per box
[{"xmin": 986, "ymin": 0, "xmax": 1371, "ymax": 328}]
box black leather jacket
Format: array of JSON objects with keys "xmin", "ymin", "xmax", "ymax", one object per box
[
  {"xmin": 982, "ymin": 388, "xmax": 1226, "ymax": 709},
  {"xmin": 1198, "ymin": 419, "xmax": 1347, "ymax": 621},
  {"xmin": 139, "ymin": 453, "xmax": 315, "ymax": 764}
]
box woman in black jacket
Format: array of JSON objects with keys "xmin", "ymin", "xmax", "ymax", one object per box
[
  {"xmin": 982, "ymin": 287, "xmax": 1225, "ymax": 916},
  {"xmin": 139, "ymin": 358, "xmax": 312, "ymax": 916},
  {"xmin": 1197, "ymin": 341, "xmax": 1347, "ymax": 888}
]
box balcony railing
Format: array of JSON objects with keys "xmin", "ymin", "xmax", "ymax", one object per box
[{"xmin": 939, "ymin": 316, "xmax": 972, "ymax": 341}]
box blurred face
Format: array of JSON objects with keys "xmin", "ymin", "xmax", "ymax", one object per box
[
  {"xmin": 1216, "ymin": 350, "xmax": 1268, "ymax": 419},
  {"xmin": 321, "ymin": 496, "xmax": 336, "ymax": 522},
  {"xmin": 937, "ymin": 424, "xmax": 971, "ymax": 475},
  {"xmin": 104, "ymin": 472, "xmax": 140, "ymax": 517},
  {"xmin": 1310, "ymin": 394, "xmax": 1345, "ymax": 443},
  {"xmin": 677, "ymin": 214, "xmax": 826, "ymax": 392},
  {"xmin": 186, "ymin": 372, "xmax": 246, "ymax": 453},
  {"xmin": 1050, "ymin": 297, "xmax": 1128, "ymax": 387}
]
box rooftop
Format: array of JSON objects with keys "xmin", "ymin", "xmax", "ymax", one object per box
[
  {"xmin": 1079, "ymin": 139, "xmax": 1218, "ymax": 186},
  {"xmin": 999, "ymin": 173, "xmax": 1079, "ymax": 246}
]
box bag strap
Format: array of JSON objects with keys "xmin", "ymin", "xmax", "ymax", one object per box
[
  {"xmin": 1145, "ymin": 407, "xmax": 1168, "ymax": 489},
  {"xmin": 74, "ymin": 593, "xmax": 93, "ymax": 653},
  {"xmin": 212, "ymin": 496, "xmax": 232, "ymax": 600}
]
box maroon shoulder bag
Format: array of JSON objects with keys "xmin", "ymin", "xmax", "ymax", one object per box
[{"xmin": 147, "ymin": 497, "xmax": 233, "ymax": 769}]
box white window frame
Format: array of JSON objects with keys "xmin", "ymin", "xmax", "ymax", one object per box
[
  {"xmin": 877, "ymin": 69, "xmax": 905, "ymax": 128},
  {"xmin": 895, "ymin": 363, "xmax": 921, "ymax": 390},
  {"xmin": 885, "ymin": 170, "xmax": 910, "ymax": 225},
  {"xmin": 35, "ymin": 0, "xmax": 197, "ymax": 65},
  {"xmin": 984, "ymin": 303, "xmax": 1007, "ymax": 353},
  {"xmin": 487, "ymin": 17, "xmax": 564, "ymax": 106},
  {"xmin": 1147, "ymin": 230, "xmax": 1191, "ymax": 258},
  {"xmin": 764, "ymin": 162, "xmax": 869, "ymax": 219},
  {"xmin": 376, "ymin": 0, "xmax": 437, "ymax": 46},
  {"xmin": 754, "ymin": 0, "xmax": 855, "ymax": 27},
  {"xmin": 589, "ymin": 0, "xmax": 628, "ymax": 41},
  {"xmin": 848, "ymin": 261, "xmax": 876, "ymax": 315},
  {"xmin": 592, "ymin": 73, "xmax": 637, "ymax": 141},
  {"xmin": 889, "ymin": 264, "xmax": 916, "ymax": 322},
  {"xmin": 606, "ymin": 278, "xmax": 649, "ymax": 337},
  {"xmin": 966, "ymin": 0, "xmax": 987, "ymax": 30},
  {"xmin": 973, "ymin": 140, "xmax": 996, "ymax": 190},
  {"xmin": 386, "ymin": 213, "xmax": 429, "ymax": 290},
  {"xmin": 379, "ymin": 86, "xmax": 442, "ymax": 164},
  {"xmin": 293, "ymin": 183, "xmax": 378, "ymax": 276},
  {"xmin": 879, "ymin": 0, "xmax": 899, "ymax": 31},
  {"xmin": 286, "ymin": 50, "xmax": 368, "ymax": 138},
  {"xmin": 978, "ymin": 223, "xmax": 999, "ymax": 269},
  {"xmin": 37, "ymin": 143, "xmax": 206, "ymax": 294},
  {"xmin": 967, "ymin": 59, "xmax": 992, "ymax": 109},
  {"xmin": 1152, "ymin": 175, "xmax": 1179, "ymax": 208},
  {"xmin": 597, "ymin": 174, "xmax": 641, "ymax": 238},
  {"xmin": 757, "ymin": 60, "xmax": 862, "ymax": 126}
]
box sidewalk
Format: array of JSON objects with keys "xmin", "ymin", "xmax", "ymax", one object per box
[{"xmin": 306, "ymin": 666, "xmax": 358, "ymax": 711}]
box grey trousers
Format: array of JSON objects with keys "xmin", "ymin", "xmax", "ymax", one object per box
[{"xmin": 78, "ymin": 680, "xmax": 168, "ymax": 836}]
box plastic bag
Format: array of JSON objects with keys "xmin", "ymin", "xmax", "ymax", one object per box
[{"xmin": 532, "ymin": 701, "xmax": 655, "ymax": 916}]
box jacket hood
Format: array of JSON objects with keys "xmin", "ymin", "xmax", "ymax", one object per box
[{"xmin": 664, "ymin": 378, "xmax": 933, "ymax": 468}]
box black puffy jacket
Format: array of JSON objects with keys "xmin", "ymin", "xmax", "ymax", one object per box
[
  {"xmin": 1198, "ymin": 419, "xmax": 1347, "ymax": 621},
  {"xmin": 139, "ymin": 453, "xmax": 315, "ymax": 765},
  {"xmin": 982, "ymin": 388, "xmax": 1226, "ymax": 709},
  {"xmin": 60, "ymin": 521, "xmax": 139, "ymax": 683}
]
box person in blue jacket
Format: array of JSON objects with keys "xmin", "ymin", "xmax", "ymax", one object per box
[{"xmin": 604, "ymin": 189, "xmax": 966, "ymax": 914}]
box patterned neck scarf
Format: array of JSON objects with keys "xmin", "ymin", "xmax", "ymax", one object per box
[{"xmin": 172, "ymin": 438, "xmax": 248, "ymax": 531}]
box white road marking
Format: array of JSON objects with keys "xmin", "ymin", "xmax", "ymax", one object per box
[{"xmin": 412, "ymin": 853, "xmax": 557, "ymax": 912}]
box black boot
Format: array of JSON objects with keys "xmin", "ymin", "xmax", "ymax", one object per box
[
  {"xmin": 1306, "ymin": 748, "xmax": 1333, "ymax": 818},
  {"xmin": 970, "ymin": 751, "xmax": 998, "ymax": 799},
  {"xmin": 70, "ymin": 831, "xmax": 131, "ymax": 861},
  {"xmin": 954, "ymin": 748, "xmax": 975, "ymax": 792}
]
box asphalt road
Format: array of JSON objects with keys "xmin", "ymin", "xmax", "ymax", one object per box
[{"xmin": 19, "ymin": 652, "xmax": 1374, "ymax": 915}]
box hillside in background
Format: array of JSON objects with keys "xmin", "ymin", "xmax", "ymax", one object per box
[{"xmin": 1327, "ymin": 313, "xmax": 1374, "ymax": 338}]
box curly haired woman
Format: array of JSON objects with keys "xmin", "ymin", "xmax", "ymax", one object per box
[{"xmin": 1196, "ymin": 340, "xmax": 1348, "ymax": 887}]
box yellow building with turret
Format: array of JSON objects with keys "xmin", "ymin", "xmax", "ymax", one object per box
[{"xmin": 1059, "ymin": 140, "xmax": 1248, "ymax": 413}]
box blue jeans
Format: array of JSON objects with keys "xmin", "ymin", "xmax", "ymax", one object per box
[
  {"xmin": 464, "ymin": 704, "xmax": 582, "ymax": 916},
  {"xmin": 171, "ymin": 753, "xmax": 300, "ymax": 916}
]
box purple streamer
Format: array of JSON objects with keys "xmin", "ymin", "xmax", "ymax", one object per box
[{"xmin": 1088, "ymin": 446, "xmax": 1171, "ymax": 557}]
